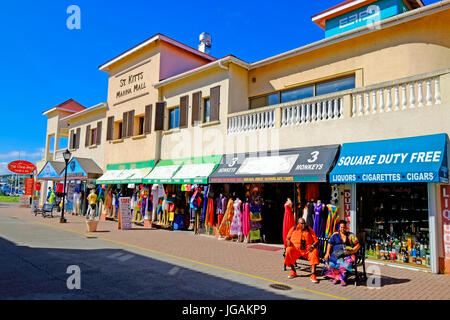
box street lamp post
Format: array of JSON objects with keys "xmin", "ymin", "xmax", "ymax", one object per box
[{"xmin": 60, "ymin": 149, "xmax": 72, "ymax": 223}]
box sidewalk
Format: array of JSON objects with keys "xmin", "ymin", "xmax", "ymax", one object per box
[{"xmin": 1, "ymin": 202, "xmax": 449, "ymax": 300}]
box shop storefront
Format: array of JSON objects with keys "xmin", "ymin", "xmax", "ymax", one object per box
[
  {"xmin": 209, "ymin": 145, "xmax": 340, "ymax": 246},
  {"xmin": 36, "ymin": 161, "xmax": 66, "ymax": 207},
  {"xmin": 330, "ymin": 133, "xmax": 449, "ymax": 273},
  {"xmin": 65, "ymin": 157, "xmax": 103, "ymax": 216},
  {"xmin": 143, "ymin": 156, "xmax": 221, "ymax": 231},
  {"xmin": 96, "ymin": 160, "xmax": 155, "ymax": 223}
]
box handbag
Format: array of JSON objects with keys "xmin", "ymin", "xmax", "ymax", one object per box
[
  {"xmin": 249, "ymin": 212, "xmax": 262, "ymax": 221},
  {"xmin": 332, "ymin": 245, "xmax": 347, "ymax": 259}
]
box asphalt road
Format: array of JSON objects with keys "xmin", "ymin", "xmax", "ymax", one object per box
[{"xmin": 0, "ymin": 211, "xmax": 331, "ymax": 300}]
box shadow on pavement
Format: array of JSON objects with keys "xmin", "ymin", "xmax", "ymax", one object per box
[{"xmin": 0, "ymin": 235, "xmax": 298, "ymax": 300}]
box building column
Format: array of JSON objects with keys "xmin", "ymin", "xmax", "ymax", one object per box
[
  {"xmin": 350, "ymin": 183, "xmax": 357, "ymax": 234},
  {"xmin": 428, "ymin": 183, "xmax": 439, "ymax": 274}
]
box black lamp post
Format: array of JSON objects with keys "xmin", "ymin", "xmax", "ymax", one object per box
[{"xmin": 60, "ymin": 149, "xmax": 72, "ymax": 223}]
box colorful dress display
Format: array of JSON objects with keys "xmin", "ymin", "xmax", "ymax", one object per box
[
  {"xmin": 324, "ymin": 232, "xmax": 359, "ymax": 283},
  {"xmin": 282, "ymin": 204, "xmax": 296, "ymax": 248},
  {"xmin": 230, "ymin": 199, "xmax": 243, "ymax": 236},
  {"xmin": 218, "ymin": 198, "xmax": 234, "ymax": 237},
  {"xmin": 242, "ymin": 201, "xmax": 250, "ymax": 238}
]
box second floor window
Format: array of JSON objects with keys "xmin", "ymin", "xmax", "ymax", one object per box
[
  {"xmin": 138, "ymin": 116, "xmax": 145, "ymax": 135},
  {"xmin": 169, "ymin": 107, "xmax": 179, "ymax": 129},
  {"xmin": 204, "ymin": 98, "xmax": 210, "ymax": 123},
  {"xmin": 91, "ymin": 128, "xmax": 97, "ymax": 145},
  {"xmin": 249, "ymin": 75, "xmax": 355, "ymax": 109},
  {"xmin": 118, "ymin": 122, "xmax": 123, "ymax": 139}
]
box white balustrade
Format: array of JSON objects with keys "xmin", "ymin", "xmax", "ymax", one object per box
[
  {"xmin": 227, "ymin": 72, "xmax": 445, "ymax": 133},
  {"xmin": 409, "ymin": 83, "xmax": 416, "ymax": 109},
  {"xmin": 379, "ymin": 89, "xmax": 384, "ymax": 113}
]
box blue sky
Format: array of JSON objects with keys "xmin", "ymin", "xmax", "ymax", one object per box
[{"xmin": 0, "ymin": 0, "xmax": 439, "ymax": 175}]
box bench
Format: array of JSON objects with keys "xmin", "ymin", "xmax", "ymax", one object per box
[
  {"xmin": 34, "ymin": 203, "xmax": 55, "ymax": 218},
  {"xmin": 283, "ymin": 237, "xmax": 367, "ymax": 286}
]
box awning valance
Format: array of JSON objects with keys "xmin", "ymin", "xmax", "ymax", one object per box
[
  {"xmin": 209, "ymin": 145, "xmax": 340, "ymax": 183},
  {"xmin": 143, "ymin": 155, "xmax": 222, "ymax": 184},
  {"xmin": 329, "ymin": 133, "xmax": 449, "ymax": 183},
  {"xmin": 37, "ymin": 161, "xmax": 65, "ymax": 180},
  {"xmin": 66, "ymin": 157, "xmax": 103, "ymax": 180}
]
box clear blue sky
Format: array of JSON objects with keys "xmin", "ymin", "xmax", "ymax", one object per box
[{"xmin": 0, "ymin": 0, "xmax": 440, "ymax": 174}]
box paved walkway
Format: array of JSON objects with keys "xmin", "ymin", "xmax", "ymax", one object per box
[{"xmin": 1, "ymin": 202, "xmax": 449, "ymax": 300}]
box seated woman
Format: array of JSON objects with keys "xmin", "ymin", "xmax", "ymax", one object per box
[{"xmin": 324, "ymin": 220, "xmax": 360, "ymax": 286}]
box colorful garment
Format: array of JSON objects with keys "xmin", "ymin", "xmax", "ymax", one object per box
[
  {"xmin": 218, "ymin": 198, "xmax": 234, "ymax": 237},
  {"xmin": 230, "ymin": 199, "xmax": 243, "ymax": 236},
  {"xmin": 282, "ymin": 204, "xmax": 296, "ymax": 248},
  {"xmin": 242, "ymin": 202, "xmax": 250, "ymax": 237},
  {"xmin": 205, "ymin": 198, "xmax": 214, "ymax": 229},
  {"xmin": 324, "ymin": 232, "xmax": 359, "ymax": 282}
]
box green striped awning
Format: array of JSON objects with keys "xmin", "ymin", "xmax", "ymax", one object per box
[
  {"xmin": 143, "ymin": 155, "xmax": 222, "ymax": 184},
  {"xmin": 96, "ymin": 160, "xmax": 155, "ymax": 184}
]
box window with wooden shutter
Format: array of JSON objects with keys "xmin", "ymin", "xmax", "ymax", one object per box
[
  {"xmin": 210, "ymin": 86, "xmax": 220, "ymax": 122},
  {"xmin": 144, "ymin": 104, "xmax": 152, "ymax": 134},
  {"xmin": 106, "ymin": 116, "xmax": 114, "ymax": 141},
  {"xmin": 192, "ymin": 91, "xmax": 202, "ymax": 126},
  {"xmin": 76, "ymin": 128, "xmax": 81, "ymax": 149},
  {"xmin": 155, "ymin": 102, "xmax": 166, "ymax": 131},
  {"xmin": 179, "ymin": 95, "xmax": 188, "ymax": 128},
  {"xmin": 128, "ymin": 110, "xmax": 135, "ymax": 137},
  {"xmin": 85, "ymin": 125, "xmax": 91, "ymax": 147},
  {"xmin": 96, "ymin": 121, "xmax": 102, "ymax": 145},
  {"xmin": 122, "ymin": 112, "xmax": 128, "ymax": 138},
  {"xmin": 69, "ymin": 130, "xmax": 74, "ymax": 149}
]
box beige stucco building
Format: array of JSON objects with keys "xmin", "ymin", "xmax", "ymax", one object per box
[{"xmin": 37, "ymin": 0, "xmax": 450, "ymax": 274}]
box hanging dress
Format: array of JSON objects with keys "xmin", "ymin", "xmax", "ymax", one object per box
[
  {"xmin": 242, "ymin": 202, "xmax": 250, "ymax": 238},
  {"xmin": 205, "ymin": 198, "xmax": 214, "ymax": 231},
  {"xmin": 306, "ymin": 202, "xmax": 315, "ymax": 228},
  {"xmin": 230, "ymin": 199, "xmax": 243, "ymax": 236},
  {"xmin": 218, "ymin": 198, "xmax": 234, "ymax": 237},
  {"xmin": 282, "ymin": 204, "xmax": 296, "ymax": 248},
  {"xmin": 325, "ymin": 204, "xmax": 340, "ymax": 239}
]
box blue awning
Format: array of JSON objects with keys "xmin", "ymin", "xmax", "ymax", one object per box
[{"xmin": 330, "ymin": 134, "xmax": 449, "ymax": 183}]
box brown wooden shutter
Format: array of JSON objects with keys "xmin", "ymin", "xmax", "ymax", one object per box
[
  {"xmin": 154, "ymin": 102, "xmax": 166, "ymax": 131},
  {"xmin": 128, "ymin": 110, "xmax": 135, "ymax": 137},
  {"xmin": 210, "ymin": 86, "xmax": 220, "ymax": 122},
  {"xmin": 69, "ymin": 130, "xmax": 74, "ymax": 149},
  {"xmin": 85, "ymin": 125, "xmax": 91, "ymax": 147},
  {"xmin": 96, "ymin": 121, "xmax": 102, "ymax": 145},
  {"xmin": 106, "ymin": 116, "xmax": 114, "ymax": 141},
  {"xmin": 179, "ymin": 95, "xmax": 188, "ymax": 128},
  {"xmin": 122, "ymin": 112, "xmax": 128, "ymax": 138},
  {"xmin": 144, "ymin": 104, "xmax": 152, "ymax": 134},
  {"xmin": 76, "ymin": 128, "xmax": 81, "ymax": 149},
  {"xmin": 192, "ymin": 91, "xmax": 202, "ymax": 126}
]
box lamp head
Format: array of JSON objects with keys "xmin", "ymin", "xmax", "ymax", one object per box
[{"xmin": 63, "ymin": 149, "xmax": 71, "ymax": 162}]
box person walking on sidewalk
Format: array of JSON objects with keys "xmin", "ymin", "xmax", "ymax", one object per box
[{"xmin": 284, "ymin": 218, "xmax": 320, "ymax": 283}]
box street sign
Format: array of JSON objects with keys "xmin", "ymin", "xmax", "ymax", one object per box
[{"xmin": 8, "ymin": 160, "xmax": 36, "ymax": 174}]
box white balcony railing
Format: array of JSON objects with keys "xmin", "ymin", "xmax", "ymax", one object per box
[{"xmin": 227, "ymin": 69, "xmax": 448, "ymax": 134}]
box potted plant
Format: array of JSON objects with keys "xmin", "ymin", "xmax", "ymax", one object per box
[{"xmin": 86, "ymin": 189, "xmax": 99, "ymax": 232}]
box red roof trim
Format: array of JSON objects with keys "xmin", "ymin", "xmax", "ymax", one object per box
[{"xmin": 42, "ymin": 99, "xmax": 86, "ymax": 114}]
